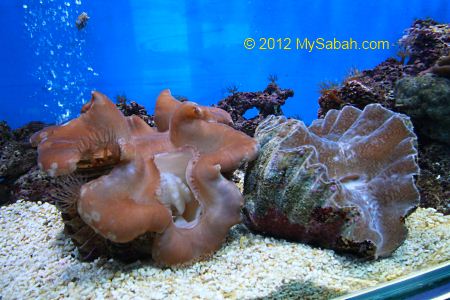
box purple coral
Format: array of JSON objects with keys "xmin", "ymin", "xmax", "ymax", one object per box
[{"xmin": 399, "ymin": 19, "xmax": 450, "ymax": 74}]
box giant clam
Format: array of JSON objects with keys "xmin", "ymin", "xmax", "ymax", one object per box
[
  {"xmin": 31, "ymin": 90, "xmax": 258, "ymax": 266},
  {"xmin": 243, "ymin": 104, "xmax": 419, "ymax": 258}
]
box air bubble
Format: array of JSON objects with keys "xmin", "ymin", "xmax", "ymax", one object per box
[{"xmin": 62, "ymin": 109, "xmax": 71, "ymax": 120}]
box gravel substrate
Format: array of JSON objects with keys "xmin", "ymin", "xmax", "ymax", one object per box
[{"xmin": 1, "ymin": 200, "xmax": 449, "ymax": 299}]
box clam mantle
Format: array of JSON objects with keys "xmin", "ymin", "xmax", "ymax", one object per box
[{"xmin": 31, "ymin": 90, "xmax": 258, "ymax": 266}]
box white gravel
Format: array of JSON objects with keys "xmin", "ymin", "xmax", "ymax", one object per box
[{"xmin": 1, "ymin": 200, "xmax": 449, "ymax": 299}]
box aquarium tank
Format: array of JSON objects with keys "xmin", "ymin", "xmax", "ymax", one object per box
[{"xmin": 0, "ymin": 1, "xmax": 449, "ymax": 299}]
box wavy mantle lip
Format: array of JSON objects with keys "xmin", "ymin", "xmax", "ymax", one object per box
[
  {"xmin": 244, "ymin": 103, "xmax": 420, "ymax": 259},
  {"xmin": 31, "ymin": 89, "xmax": 258, "ymax": 265}
]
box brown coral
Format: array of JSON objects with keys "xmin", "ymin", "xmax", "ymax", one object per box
[
  {"xmin": 31, "ymin": 90, "xmax": 258, "ymax": 266},
  {"xmin": 244, "ymin": 104, "xmax": 419, "ymax": 259}
]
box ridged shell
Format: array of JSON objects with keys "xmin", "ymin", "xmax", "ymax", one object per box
[{"xmin": 243, "ymin": 104, "xmax": 419, "ymax": 259}]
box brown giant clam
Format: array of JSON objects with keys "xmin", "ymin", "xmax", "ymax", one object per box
[
  {"xmin": 31, "ymin": 90, "xmax": 258, "ymax": 266},
  {"xmin": 243, "ymin": 104, "xmax": 420, "ymax": 259}
]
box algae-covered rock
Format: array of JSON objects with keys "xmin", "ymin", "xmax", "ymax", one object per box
[
  {"xmin": 0, "ymin": 121, "xmax": 47, "ymax": 204},
  {"xmin": 243, "ymin": 104, "xmax": 420, "ymax": 259},
  {"xmin": 395, "ymin": 75, "xmax": 450, "ymax": 145}
]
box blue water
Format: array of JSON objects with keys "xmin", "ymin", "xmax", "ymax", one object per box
[{"xmin": 1, "ymin": 0, "xmax": 449, "ymax": 128}]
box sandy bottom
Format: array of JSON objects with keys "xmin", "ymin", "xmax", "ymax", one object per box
[{"xmin": 0, "ymin": 200, "xmax": 449, "ymax": 300}]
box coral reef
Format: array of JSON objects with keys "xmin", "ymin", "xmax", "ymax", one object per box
[
  {"xmin": 215, "ymin": 82, "xmax": 294, "ymax": 136},
  {"xmin": 0, "ymin": 121, "xmax": 49, "ymax": 205},
  {"xmin": 398, "ymin": 19, "xmax": 450, "ymax": 74},
  {"xmin": 31, "ymin": 90, "xmax": 258, "ymax": 265},
  {"xmin": 318, "ymin": 19, "xmax": 449, "ymax": 118},
  {"xmin": 243, "ymin": 104, "xmax": 419, "ymax": 259},
  {"xmin": 395, "ymin": 75, "xmax": 450, "ymax": 145},
  {"xmin": 318, "ymin": 59, "xmax": 404, "ymax": 117}
]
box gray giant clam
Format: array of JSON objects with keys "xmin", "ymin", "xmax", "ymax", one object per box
[{"xmin": 243, "ymin": 104, "xmax": 420, "ymax": 259}]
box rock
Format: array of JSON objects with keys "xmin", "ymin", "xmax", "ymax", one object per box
[
  {"xmin": 317, "ymin": 59, "xmax": 404, "ymax": 118},
  {"xmin": 430, "ymin": 55, "xmax": 450, "ymax": 79},
  {"xmin": 398, "ymin": 19, "xmax": 450, "ymax": 74},
  {"xmin": 216, "ymin": 82, "xmax": 294, "ymax": 136},
  {"xmin": 12, "ymin": 166, "xmax": 54, "ymax": 203},
  {"xmin": 115, "ymin": 95, "xmax": 155, "ymax": 127},
  {"xmin": 395, "ymin": 74, "xmax": 450, "ymax": 145},
  {"xmin": 318, "ymin": 19, "xmax": 449, "ymax": 119},
  {"xmin": 0, "ymin": 122, "xmax": 47, "ymax": 204},
  {"xmin": 243, "ymin": 104, "xmax": 419, "ymax": 259},
  {"xmin": 416, "ymin": 142, "xmax": 450, "ymax": 214}
]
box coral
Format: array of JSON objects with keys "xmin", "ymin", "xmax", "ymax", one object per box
[
  {"xmin": 116, "ymin": 95, "xmax": 155, "ymax": 127},
  {"xmin": 216, "ymin": 82, "xmax": 294, "ymax": 136},
  {"xmin": 243, "ymin": 104, "xmax": 419, "ymax": 259},
  {"xmin": 318, "ymin": 19, "xmax": 449, "ymax": 119},
  {"xmin": 31, "ymin": 90, "xmax": 258, "ymax": 265},
  {"xmin": 398, "ymin": 19, "xmax": 450, "ymax": 74},
  {"xmin": 395, "ymin": 74, "xmax": 450, "ymax": 145},
  {"xmin": 0, "ymin": 121, "xmax": 47, "ymax": 205},
  {"xmin": 317, "ymin": 59, "xmax": 405, "ymax": 118},
  {"xmin": 318, "ymin": 88, "xmax": 344, "ymax": 116},
  {"xmin": 339, "ymin": 80, "xmax": 383, "ymax": 107}
]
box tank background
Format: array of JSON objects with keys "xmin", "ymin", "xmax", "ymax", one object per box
[{"xmin": 0, "ymin": 0, "xmax": 449, "ymax": 128}]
